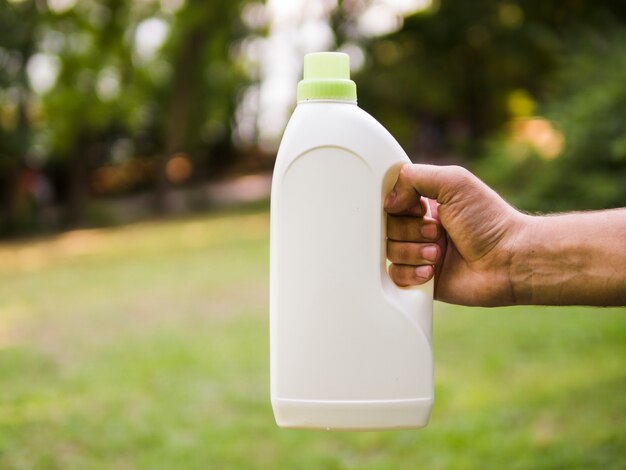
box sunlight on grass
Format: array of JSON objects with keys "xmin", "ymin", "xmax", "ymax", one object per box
[{"xmin": 1, "ymin": 206, "xmax": 625, "ymax": 469}]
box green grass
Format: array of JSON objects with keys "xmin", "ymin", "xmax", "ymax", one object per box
[{"xmin": 1, "ymin": 205, "xmax": 625, "ymax": 469}]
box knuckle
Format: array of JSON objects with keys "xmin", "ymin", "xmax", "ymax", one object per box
[
  {"xmin": 387, "ymin": 215, "xmax": 400, "ymax": 231},
  {"xmin": 398, "ymin": 164, "xmax": 414, "ymax": 182},
  {"xmin": 387, "ymin": 217, "xmax": 409, "ymax": 240},
  {"xmin": 398, "ymin": 219, "xmax": 411, "ymax": 240},
  {"xmin": 448, "ymin": 165, "xmax": 473, "ymax": 186},
  {"xmin": 440, "ymin": 165, "xmax": 475, "ymax": 201},
  {"xmin": 398, "ymin": 243, "xmax": 414, "ymax": 261},
  {"xmin": 408, "ymin": 222, "xmax": 422, "ymax": 241}
]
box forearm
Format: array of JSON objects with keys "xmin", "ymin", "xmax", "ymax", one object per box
[{"xmin": 512, "ymin": 209, "xmax": 626, "ymax": 306}]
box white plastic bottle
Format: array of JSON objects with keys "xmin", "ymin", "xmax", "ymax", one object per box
[{"xmin": 270, "ymin": 52, "xmax": 434, "ymax": 430}]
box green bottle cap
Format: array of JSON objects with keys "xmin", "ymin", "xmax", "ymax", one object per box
[{"xmin": 297, "ymin": 52, "xmax": 357, "ymax": 103}]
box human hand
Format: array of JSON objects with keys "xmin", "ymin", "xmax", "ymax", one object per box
[{"xmin": 385, "ymin": 164, "xmax": 528, "ymax": 306}]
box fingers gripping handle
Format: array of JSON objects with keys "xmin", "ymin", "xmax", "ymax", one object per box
[{"xmin": 381, "ymin": 166, "xmax": 434, "ymax": 339}]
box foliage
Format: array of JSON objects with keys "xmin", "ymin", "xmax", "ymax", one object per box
[
  {"xmin": 349, "ymin": 0, "xmax": 626, "ymax": 212},
  {"xmin": 476, "ymin": 31, "xmax": 626, "ymax": 212},
  {"xmin": 0, "ymin": 0, "xmax": 253, "ymax": 232},
  {"xmin": 3, "ymin": 0, "xmax": 626, "ymax": 233}
]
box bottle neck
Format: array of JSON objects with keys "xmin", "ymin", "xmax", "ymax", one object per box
[{"xmin": 297, "ymin": 99, "xmax": 357, "ymax": 105}]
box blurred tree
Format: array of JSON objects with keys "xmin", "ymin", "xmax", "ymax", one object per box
[
  {"xmin": 0, "ymin": 0, "xmax": 39, "ymax": 233},
  {"xmin": 351, "ymin": 0, "xmax": 626, "ymax": 164},
  {"xmin": 40, "ymin": 0, "xmax": 138, "ymax": 224},
  {"xmin": 154, "ymin": 0, "xmax": 250, "ymax": 212},
  {"xmin": 0, "ymin": 0, "xmax": 253, "ymax": 232},
  {"xmin": 476, "ymin": 30, "xmax": 626, "ymax": 211},
  {"xmin": 2, "ymin": 0, "xmax": 626, "ymax": 235}
]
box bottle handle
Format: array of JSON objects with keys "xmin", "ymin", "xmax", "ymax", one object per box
[{"xmin": 381, "ymin": 164, "xmax": 434, "ymax": 338}]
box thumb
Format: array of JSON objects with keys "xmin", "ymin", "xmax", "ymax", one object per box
[{"xmin": 385, "ymin": 164, "xmax": 452, "ymax": 214}]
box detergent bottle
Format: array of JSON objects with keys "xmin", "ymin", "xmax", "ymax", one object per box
[{"xmin": 270, "ymin": 52, "xmax": 434, "ymax": 430}]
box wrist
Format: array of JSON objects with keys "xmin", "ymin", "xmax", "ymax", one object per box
[{"xmin": 507, "ymin": 213, "xmax": 541, "ymax": 305}]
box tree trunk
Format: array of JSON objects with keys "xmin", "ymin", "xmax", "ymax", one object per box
[
  {"xmin": 4, "ymin": 54, "xmax": 33, "ymax": 234},
  {"xmin": 1, "ymin": 164, "xmax": 22, "ymax": 235},
  {"xmin": 155, "ymin": 26, "xmax": 208, "ymax": 213},
  {"xmin": 65, "ymin": 132, "xmax": 101, "ymax": 227}
]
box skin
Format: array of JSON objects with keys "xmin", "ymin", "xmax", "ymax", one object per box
[{"xmin": 385, "ymin": 164, "xmax": 626, "ymax": 307}]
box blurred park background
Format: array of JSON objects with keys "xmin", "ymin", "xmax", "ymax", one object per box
[{"xmin": 1, "ymin": 0, "xmax": 625, "ymax": 468}]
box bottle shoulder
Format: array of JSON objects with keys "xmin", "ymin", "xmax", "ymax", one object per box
[
  {"xmin": 284, "ymin": 103, "xmax": 393, "ymax": 141},
  {"xmin": 275, "ymin": 103, "xmax": 409, "ymax": 174}
]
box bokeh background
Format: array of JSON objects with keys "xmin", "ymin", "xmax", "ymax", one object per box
[{"xmin": 1, "ymin": 0, "xmax": 625, "ymax": 468}]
